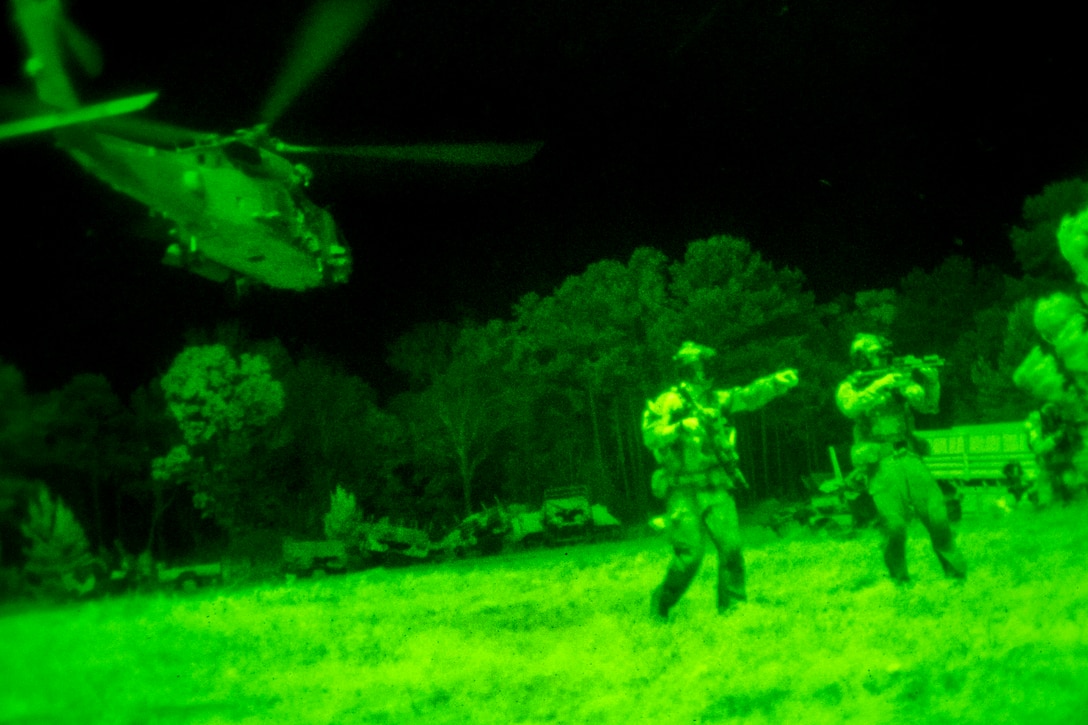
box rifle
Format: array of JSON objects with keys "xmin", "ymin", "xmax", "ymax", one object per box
[
  {"xmin": 851, "ymin": 354, "xmax": 945, "ymax": 388},
  {"xmin": 675, "ymin": 382, "xmax": 749, "ymax": 488}
]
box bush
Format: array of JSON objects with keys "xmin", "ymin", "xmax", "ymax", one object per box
[
  {"xmin": 20, "ymin": 487, "xmax": 98, "ymax": 597},
  {"xmin": 323, "ymin": 485, "xmax": 362, "ymax": 543}
]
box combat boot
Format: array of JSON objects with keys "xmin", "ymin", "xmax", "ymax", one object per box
[
  {"xmin": 650, "ymin": 585, "xmax": 669, "ymax": 621},
  {"xmin": 651, "ymin": 567, "xmax": 695, "ymax": 621},
  {"xmin": 717, "ymin": 551, "xmax": 747, "ymax": 614}
]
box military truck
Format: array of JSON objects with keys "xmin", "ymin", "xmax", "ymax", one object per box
[
  {"xmin": 540, "ymin": 486, "xmax": 622, "ymax": 545},
  {"xmin": 436, "ymin": 505, "xmax": 515, "ymax": 557},
  {"xmin": 358, "ymin": 518, "xmax": 434, "ymax": 561},
  {"xmin": 436, "ymin": 494, "xmax": 622, "ymax": 556},
  {"xmin": 915, "ymin": 421, "xmax": 1035, "ymax": 516},
  {"xmin": 282, "ymin": 539, "xmax": 349, "ymax": 577},
  {"xmin": 101, "ymin": 545, "xmax": 226, "ymax": 593},
  {"xmin": 540, "ymin": 486, "xmax": 592, "ymax": 545},
  {"xmin": 155, "ymin": 561, "xmax": 225, "ymax": 591}
]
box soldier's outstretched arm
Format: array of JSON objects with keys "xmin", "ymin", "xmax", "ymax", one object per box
[{"xmin": 722, "ymin": 368, "xmax": 799, "ymax": 413}]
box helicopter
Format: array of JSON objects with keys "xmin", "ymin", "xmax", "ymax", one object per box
[{"xmin": 0, "ymin": 0, "xmax": 542, "ymax": 290}]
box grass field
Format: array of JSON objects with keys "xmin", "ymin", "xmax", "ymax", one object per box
[{"xmin": 2, "ymin": 503, "xmax": 1087, "ymax": 725}]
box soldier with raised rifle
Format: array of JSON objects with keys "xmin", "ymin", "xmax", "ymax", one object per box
[
  {"xmin": 836, "ymin": 334, "xmax": 967, "ymax": 585},
  {"xmin": 642, "ymin": 341, "xmax": 798, "ymax": 620}
]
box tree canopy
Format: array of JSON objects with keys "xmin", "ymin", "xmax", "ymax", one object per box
[
  {"xmin": 153, "ymin": 345, "xmax": 286, "ymax": 533},
  {"xmin": 7, "ymin": 175, "xmax": 1080, "ymax": 569}
]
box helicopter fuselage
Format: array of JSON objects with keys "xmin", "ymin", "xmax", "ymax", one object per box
[
  {"xmin": 11, "ymin": 0, "xmax": 537, "ymax": 290},
  {"xmin": 11, "ymin": 0, "xmax": 350, "ymax": 290},
  {"xmin": 58, "ymin": 129, "xmax": 351, "ymax": 290}
]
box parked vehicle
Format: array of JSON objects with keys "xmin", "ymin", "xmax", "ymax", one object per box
[
  {"xmin": 357, "ymin": 519, "xmax": 433, "ymax": 561},
  {"xmin": 282, "ymin": 539, "xmax": 349, "ymax": 577},
  {"xmin": 795, "ymin": 446, "xmax": 878, "ymax": 536},
  {"xmin": 539, "ymin": 486, "xmax": 621, "ymax": 545},
  {"xmin": 541, "ymin": 486, "xmax": 593, "ymax": 546},
  {"xmin": 915, "ymin": 421, "xmax": 1034, "ymax": 517},
  {"xmin": 155, "ymin": 561, "xmax": 225, "ymax": 590}
]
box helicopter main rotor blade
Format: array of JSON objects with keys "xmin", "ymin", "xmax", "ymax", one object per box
[
  {"xmin": 260, "ymin": 0, "xmax": 388, "ymax": 125},
  {"xmin": 277, "ymin": 141, "xmax": 544, "ymax": 166},
  {"xmin": 0, "ymin": 91, "xmax": 157, "ymax": 141}
]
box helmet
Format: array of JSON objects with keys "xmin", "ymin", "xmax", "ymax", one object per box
[
  {"xmin": 1033, "ymin": 292, "xmax": 1079, "ymax": 343},
  {"xmin": 1058, "ymin": 206, "xmax": 1088, "ymax": 286},
  {"xmin": 850, "ymin": 333, "xmax": 890, "ymax": 367}
]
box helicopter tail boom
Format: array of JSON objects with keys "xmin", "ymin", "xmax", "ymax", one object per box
[{"xmin": 11, "ymin": 0, "xmax": 82, "ymax": 109}]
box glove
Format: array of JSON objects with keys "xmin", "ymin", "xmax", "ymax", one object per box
[
  {"xmin": 902, "ymin": 383, "xmax": 926, "ymax": 404},
  {"xmin": 775, "ymin": 369, "xmax": 799, "ymax": 388}
]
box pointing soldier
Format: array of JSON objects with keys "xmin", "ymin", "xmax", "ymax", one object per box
[
  {"xmin": 836, "ymin": 334, "xmax": 967, "ymax": 585},
  {"xmin": 643, "ymin": 341, "xmax": 798, "ymax": 620}
]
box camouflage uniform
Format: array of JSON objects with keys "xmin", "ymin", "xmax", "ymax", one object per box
[
  {"xmin": 1025, "ymin": 405, "xmax": 1079, "ymax": 506},
  {"xmin": 1012, "ymin": 204, "xmax": 1088, "ymax": 500},
  {"xmin": 1027, "ymin": 203, "xmax": 1088, "ymax": 496},
  {"xmin": 836, "ymin": 334, "xmax": 966, "ymax": 584},
  {"xmin": 1015, "ymin": 292, "xmax": 1088, "ymax": 501},
  {"xmin": 643, "ymin": 341, "xmax": 798, "ymax": 619}
]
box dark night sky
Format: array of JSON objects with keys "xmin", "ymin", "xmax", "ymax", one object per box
[{"xmin": 2, "ymin": 0, "xmax": 1085, "ymax": 400}]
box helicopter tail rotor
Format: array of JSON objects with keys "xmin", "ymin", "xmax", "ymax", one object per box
[{"xmin": 259, "ymin": 0, "xmax": 389, "ymax": 125}]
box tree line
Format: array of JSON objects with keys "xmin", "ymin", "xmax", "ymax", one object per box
[{"xmin": 1, "ymin": 178, "xmax": 1085, "ymax": 569}]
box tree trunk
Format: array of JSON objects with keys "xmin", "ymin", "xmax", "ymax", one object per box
[
  {"xmin": 630, "ymin": 396, "xmax": 644, "ymax": 482},
  {"xmin": 613, "ymin": 399, "xmax": 630, "ymax": 501},
  {"xmin": 760, "ymin": 409, "xmax": 769, "ymax": 498},
  {"xmin": 146, "ymin": 486, "xmax": 162, "ymax": 558},
  {"xmin": 629, "ymin": 395, "xmax": 648, "ymax": 517},
  {"xmin": 90, "ymin": 477, "xmax": 103, "ymax": 550},
  {"xmin": 804, "ymin": 422, "xmax": 815, "ymax": 472},
  {"xmin": 460, "ymin": 452, "xmax": 473, "ymax": 517},
  {"xmin": 774, "ymin": 424, "xmax": 783, "ymax": 498},
  {"xmin": 587, "ymin": 387, "xmax": 606, "ymax": 496},
  {"xmin": 115, "ymin": 484, "xmax": 124, "ymax": 547}
]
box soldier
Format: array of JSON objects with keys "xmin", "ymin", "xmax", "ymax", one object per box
[
  {"xmin": 1001, "ymin": 461, "xmax": 1031, "ymax": 505},
  {"xmin": 643, "ymin": 341, "xmax": 798, "ymax": 620},
  {"xmin": 1025, "ymin": 403, "xmax": 1081, "ymax": 506},
  {"xmin": 1013, "ymin": 206, "xmax": 1088, "ymax": 501},
  {"xmin": 1011, "ymin": 207, "xmax": 1088, "ymax": 506},
  {"xmin": 836, "ymin": 334, "xmax": 966, "ymax": 584}
]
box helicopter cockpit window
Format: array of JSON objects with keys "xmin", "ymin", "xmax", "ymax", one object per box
[{"xmin": 222, "ymin": 141, "xmax": 264, "ymax": 168}]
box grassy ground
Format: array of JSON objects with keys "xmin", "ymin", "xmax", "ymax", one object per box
[{"xmin": 2, "ymin": 503, "xmax": 1087, "ymax": 725}]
